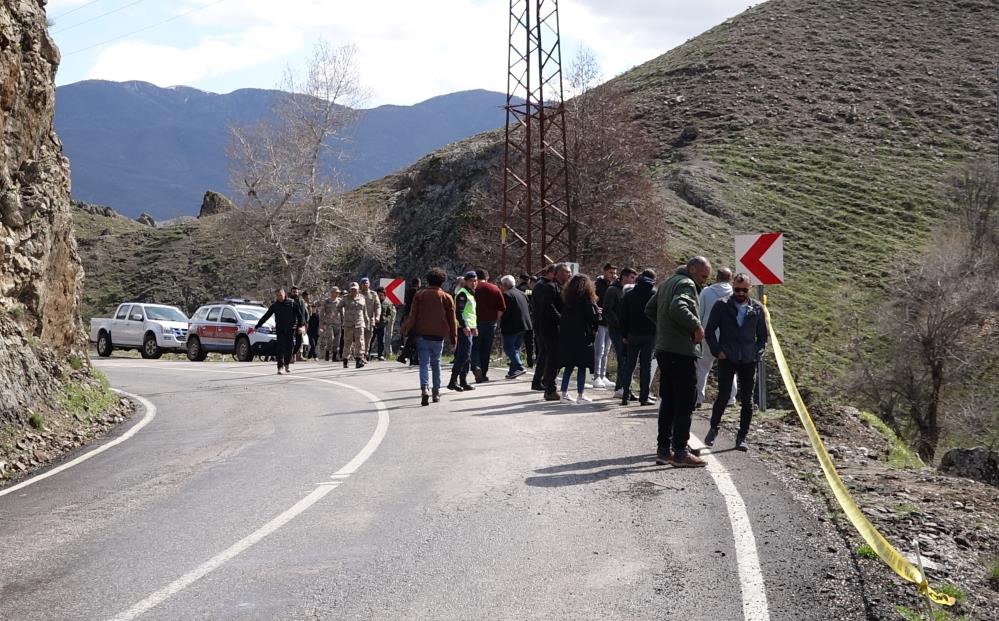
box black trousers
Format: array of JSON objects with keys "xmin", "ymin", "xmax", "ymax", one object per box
[
  {"xmin": 524, "ymin": 329, "xmax": 535, "ymax": 367},
  {"xmin": 711, "ymin": 359, "xmax": 757, "ymax": 435},
  {"xmin": 655, "ymin": 351, "xmax": 698, "ymax": 456},
  {"xmin": 276, "ymin": 329, "xmax": 295, "ymax": 368},
  {"xmin": 541, "ymin": 335, "xmax": 561, "ymax": 394},
  {"xmin": 293, "ymin": 330, "xmax": 304, "ymax": 357},
  {"xmin": 307, "ymin": 328, "xmax": 319, "ymax": 358},
  {"xmin": 532, "ymin": 332, "xmax": 549, "ymax": 388}
]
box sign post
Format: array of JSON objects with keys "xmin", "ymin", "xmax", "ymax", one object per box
[
  {"xmin": 735, "ymin": 233, "xmax": 784, "ymax": 412},
  {"xmin": 379, "ymin": 278, "xmax": 406, "ymax": 306}
]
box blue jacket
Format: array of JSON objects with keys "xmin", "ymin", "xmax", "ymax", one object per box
[{"xmin": 704, "ymin": 297, "xmax": 768, "ymax": 364}]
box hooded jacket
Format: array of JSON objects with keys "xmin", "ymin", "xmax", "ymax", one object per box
[
  {"xmin": 620, "ymin": 275, "xmax": 657, "ymax": 338},
  {"xmin": 698, "ymin": 281, "xmax": 733, "ymax": 326}
]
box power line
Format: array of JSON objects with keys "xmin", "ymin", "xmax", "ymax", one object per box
[
  {"xmin": 51, "ymin": 0, "xmax": 108, "ymax": 21},
  {"xmin": 63, "ymin": 0, "xmax": 230, "ymax": 57},
  {"xmin": 53, "ymin": 0, "xmax": 149, "ymax": 35}
]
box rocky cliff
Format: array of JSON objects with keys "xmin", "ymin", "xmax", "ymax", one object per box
[{"xmin": 0, "ymin": 1, "xmax": 116, "ymax": 480}]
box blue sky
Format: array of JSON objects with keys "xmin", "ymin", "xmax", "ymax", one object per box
[{"xmin": 49, "ymin": 0, "xmax": 755, "ymax": 107}]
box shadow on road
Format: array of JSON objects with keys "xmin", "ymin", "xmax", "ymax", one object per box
[{"xmin": 524, "ymin": 454, "xmax": 668, "ymax": 487}]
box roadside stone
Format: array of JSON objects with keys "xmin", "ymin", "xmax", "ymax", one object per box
[{"xmin": 939, "ymin": 447, "xmax": 999, "ymax": 487}]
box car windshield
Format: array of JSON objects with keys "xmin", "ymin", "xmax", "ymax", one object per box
[
  {"xmin": 144, "ymin": 306, "xmax": 189, "ymax": 322},
  {"xmin": 236, "ymin": 307, "xmax": 266, "ymax": 321}
]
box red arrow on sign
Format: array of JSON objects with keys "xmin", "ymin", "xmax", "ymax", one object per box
[
  {"xmin": 381, "ymin": 278, "xmax": 405, "ymax": 305},
  {"xmin": 739, "ymin": 233, "xmax": 783, "ymax": 285}
]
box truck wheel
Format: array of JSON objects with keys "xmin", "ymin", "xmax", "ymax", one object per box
[
  {"xmin": 141, "ymin": 332, "xmax": 162, "ymax": 359},
  {"xmin": 96, "ymin": 331, "xmax": 113, "ymax": 357},
  {"xmin": 186, "ymin": 336, "xmax": 207, "ymax": 362},
  {"xmin": 235, "ymin": 336, "xmax": 253, "ymax": 362}
]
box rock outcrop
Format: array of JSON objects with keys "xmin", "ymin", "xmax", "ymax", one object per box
[
  {"xmin": 198, "ymin": 190, "xmax": 235, "ymax": 218},
  {"xmin": 0, "ymin": 2, "xmax": 84, "ymax": 421},
  {"xmin": 939, "ymin": 447, "xmax": 999, "ymax": 488},
  {"xmin": 135, "ymin": 213, "xmax": 155, "ymax": 227}
]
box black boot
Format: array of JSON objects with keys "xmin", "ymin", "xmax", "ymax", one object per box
[
  {"xmin": 432, "ymin": 389, "xmax": 440, "ymax": 403},
  {"xmin": 343, "ymin": 359, "xmax": 349, "ymax": 368},
  {"xmin": 421, "ymin": 388, "xmax": 430, "ymax": 407},
  {"xmin": 447, "ymin": 371, "xmax": 463, "ymax": 392},
  {"xmin": 459, "ymin": 374, "xmax": 475, "ymax": 391},
  {"xmin": 355, "ymin": 358, "xmax": 363, "ymax": 369}
]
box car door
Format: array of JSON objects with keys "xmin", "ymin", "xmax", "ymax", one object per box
[
  {"xmin": 201, "ymin": 306, "xmax": 222, "ymax": 348},
  {"xmin": 218, "ymin": 307, "xmax": 240, "ymax": 351},
  {"xmin": 112, "ymin": 304, "xmax": 131, "ymax": 340},
  {"xmin": 124, "ymin": 305, "xmax": 146, "ymax": 346}
]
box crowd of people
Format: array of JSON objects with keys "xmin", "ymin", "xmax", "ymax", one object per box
[
  {"xmin": 253, "ymin": 258, "xmax": 769, "ymax": 467},
  {"xmin": 396, "ymin": 258, "xmax": 769, "ymax": 466}
]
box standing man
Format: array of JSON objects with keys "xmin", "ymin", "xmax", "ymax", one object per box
[
  {"xmin": 645, "ymin": 256, "xmax": 712, "ymax": 467},
  {"xmin": 289, "ymin": 286, "xmax": 308, "ymax": 363},
  {"xmin": 338, "ymin": 282, "xmax": 371, "ymax": 369},
  {"xmin": 317, "ymin": 287, "xmax": 342, "ymax": 362},
  {"xmin": 397, "ymin": 276, "xmax": 422, "ymax": 365},
  {"xmin": 499, "ymin": 274, "xmax": 532, "ymax": 379},
  {"xmin": 448, "ymin": 271, "xmax": 478, "ymax": 392},
  {"xmin": 255, "ymin": 288, "xmax": 303, "ymax": 375},
  {"xmin": 593, "ymin": 263, "xmax": 618, "ymax": 389},
  {"xmin": 696, "ymin": 267, "xmax": 737, "ymax": 408},
  {"xmin": 538, "ymin": 263, "xmax": 571, "ymax": 401},
  {"xmin": 530, "ymin": 265, "xmax": 557, "ymax": 391},
  {"xmin": 305, "ymin": 294, "xmax": 320, "ymax": 359},
  {"xmin": 704, "ymin": 273, "xmax": 768, "ymax": 451},
  {"xmin": 618, "ymin": 269, "xmax": 658, "ymax": 405},
  {"xmin": 471, "ymin": 269, "xmax": 506, "ymax": 383},
  {"xmin": 359, "ymin": 277, "xmax": 381, "ymax": 360},
  {"xmin": 516, "ymin": 273, "xmax": 535, "ymax": 368},
  {"xmin": 604, "ymin": 267, "xmax": 638, "ymax": 398},
  {"xmin": 375, "ymin": 288, "xmax": 397, "ymax": 361}
]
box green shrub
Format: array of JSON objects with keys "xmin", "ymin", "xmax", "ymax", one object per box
[
  {"xmin": 61, "ymin": 371, "xmax": 117, "ymax": 421},
  {"xmin": 859, "ymin": 411, "xmax": 926, "ymax": 469},
  {"xmin": 7, "ymin": 304, "xmax": 24, "ymax": 319},
  {"xmin": 28, "ymin": 412, "xmax": 45, "ymax": 430},
  {"xmin": 67, "ymin": 355, "xmax": 84, "ymax": 371},
  {"xmin": 856, "ymin": 543, "xmax": 878, "ymax": 560},
  {"xmin": 989, "ymin": 558, "xmax": 999, "ymax": 586}
]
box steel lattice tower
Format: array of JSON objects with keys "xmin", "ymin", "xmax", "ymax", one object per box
[{"xmin": 501, "ymin": 0, "xmax": 574, "ymax": 275}]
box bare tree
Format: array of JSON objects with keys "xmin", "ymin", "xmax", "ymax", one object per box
[
  {"xmin": 851, "ymin": 162, "xmax": 999, "ymax": 462},
  {"xmin": 227, "ymin": 40, "xmax": 388, "ymax": 286}
]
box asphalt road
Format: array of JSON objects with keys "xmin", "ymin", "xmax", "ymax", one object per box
[{"xmin": 0, "ymin": 357, "xmax": 873, "ymax": 620}]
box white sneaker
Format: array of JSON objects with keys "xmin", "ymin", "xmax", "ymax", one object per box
[
  {"xmin": 592, "ymin": 377, "xmax": 606, "ymax": 389},
  {"xmin": 613, "ymin": 388, "xmax": 624, "ymax": 398},
  {"xmin": 561, "ymin": 391, "xmax": 576, "ymax": 402},
  {"xmin": 577, "ymin": 392, "xmax": 592, "ymax": 402}
]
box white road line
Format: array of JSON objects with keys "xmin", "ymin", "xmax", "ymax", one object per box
[
  {"xmin": 690, "ymin": 435, "xmax": 771, "ymax": 621},
  {"xmin": 98, "ymin": 362, "xmax": 390, "ymax": 620},
  {"xmin": 0, "ymin": 390, "xmax": 156, "ymax": 498}
]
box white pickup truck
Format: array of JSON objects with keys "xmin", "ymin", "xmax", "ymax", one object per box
[{"xmin": 90, "ymin": 303, "xmax": 190, "ymax": 359}]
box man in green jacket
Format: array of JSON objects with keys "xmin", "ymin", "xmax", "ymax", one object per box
[{"xmin": 645, "ymin": 256, "xmax": 712, "ymax": 467}]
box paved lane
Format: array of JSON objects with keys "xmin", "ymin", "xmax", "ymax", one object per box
[{"xmin": 0, "ymin": 357, "xmax": 869, "ymax": 620}]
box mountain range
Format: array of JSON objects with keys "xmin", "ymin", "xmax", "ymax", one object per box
[{"xmin": 55, "ymin": 80, "xmax": 509, "ymax": 219}]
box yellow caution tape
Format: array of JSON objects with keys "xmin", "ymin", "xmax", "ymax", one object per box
[{"xmin": 762, "ymin": 304, "xmax": 955, "ymax": 607}]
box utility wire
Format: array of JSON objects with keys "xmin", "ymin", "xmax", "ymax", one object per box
[
  {"xmin": 51, "ymin": 0, "xmax": 107, "ymax": 21},
  {"xmin": 63, "ymin": 0, "xmax": 230, "ymax": 56},
  {"xmin": 53, "ymin": 0, "xmax": 149, "ymax": 35}
]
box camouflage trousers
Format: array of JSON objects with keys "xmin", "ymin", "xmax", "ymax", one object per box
[
  {"xmin": 318, "ymin": 323, "xmax": 341, "ymax": 360},
  {"xmin": 342, "ymin": 325, "xmax": 366, "ymax": 360}
]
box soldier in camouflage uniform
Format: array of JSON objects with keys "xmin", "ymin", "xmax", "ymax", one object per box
[
  {"xmin": 359, "ymin": 277, "xmax": 381, "ymax": 359},
  {"xmin": 338, "ymin": 282, "xmax": 370, "ymax": 369},
  {"xmin": 317, "ymin": 287, "xmax": 343, "ymax": 362}
]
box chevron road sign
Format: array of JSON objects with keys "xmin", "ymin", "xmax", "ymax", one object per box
[
  {"xmin": 735, "ymin": 233, "xmax": 784, "ymax": 286},
  {"xmin": 380, "ymin": 278, "xmax": 405, "ymax": 306}
]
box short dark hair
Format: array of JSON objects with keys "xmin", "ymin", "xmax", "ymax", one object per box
[
  {"xmin": 640, "ymin": 269, "xmax": 656, "ymax": 280},
  {"xmin": 475, "ymin": 269, "xmax": 489, "ymax": 281},
  {"xmin": 603, "ymin": 263, "xmax": 617, "ymax": 271},
  {"xmin": 290, "ymin": 286, "xmax": 300, "ymax": 291},
  {"xmin": 410, "ymin": 276, "xmax": 422, "ymax": 286},
  {"xmin": 543, "ymin": 264, "xmax": 557, "ymax": 275},
  {"xmin": 426, "ymin": 267, "xmax": 447, "ymax": 287},
  {"xmin": 620, "ymin": 267, "xmax": 638, "ymax": 278}
]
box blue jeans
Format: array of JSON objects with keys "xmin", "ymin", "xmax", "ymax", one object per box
[
  {"xmin": 561, "ymin": 366, "xmax": 587, "ymax": 393},
  {"xmin": 416, "ymin": 337, "xmax": 444, "ymax": 391},
  {"xmin": 620, "ymin": 334, "xmax": 655, "ymax": 401},
  {"xmin": 609, "ymin": 331, "xmax": 627, "ymax": 390},
  {"xmin": 502, "ymin": 332, "xmax": 525, "ymax": 375}
]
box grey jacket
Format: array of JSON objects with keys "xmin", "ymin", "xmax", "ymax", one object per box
[{"xmin": 704, "ymin": 297, "xmax": 768, "ymax": 364}]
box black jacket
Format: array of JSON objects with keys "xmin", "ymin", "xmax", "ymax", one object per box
[
  {"xmin": 557, "ymin": 301, "xmax": 599, "ymax": 370},
  {"xmin": 531, "ymin": 278, "xmax": 562, "ymax": 337},
  {"xmin": 601, "ymin": 281, "xmax": 625, "ymax": 333},
  {"xmin": 620, "ymin": 277, "xmax": 656, "ymax": 338},
  {"xmin": 256, "ymin": 298, "xmax": 303, "ymax": 332},
  {"xmin": 705, "ymin": 297, "xmax": 768, "ymax": 364},
  {"xmin": 500, "ymin": 287, "xmax": 532, "ymax": 335}
]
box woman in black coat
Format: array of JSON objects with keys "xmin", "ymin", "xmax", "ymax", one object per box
[{"xmin": 557, "ymin": 274, "xmax": 600, "ymax": 402}]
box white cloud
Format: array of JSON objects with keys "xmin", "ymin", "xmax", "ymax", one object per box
[{"xmin": 84, "ymin": 26, "xmax": 305, "ymax": 87}]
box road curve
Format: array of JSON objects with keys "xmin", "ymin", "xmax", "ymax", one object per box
[{"xmin": 0, "ymin": 357, "xmax": 870, "ymax": 620}]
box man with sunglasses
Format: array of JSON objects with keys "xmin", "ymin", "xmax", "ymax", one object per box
[{"xmin": 703, "ymin": 273, "xmax": 769, "ymax": 451}]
